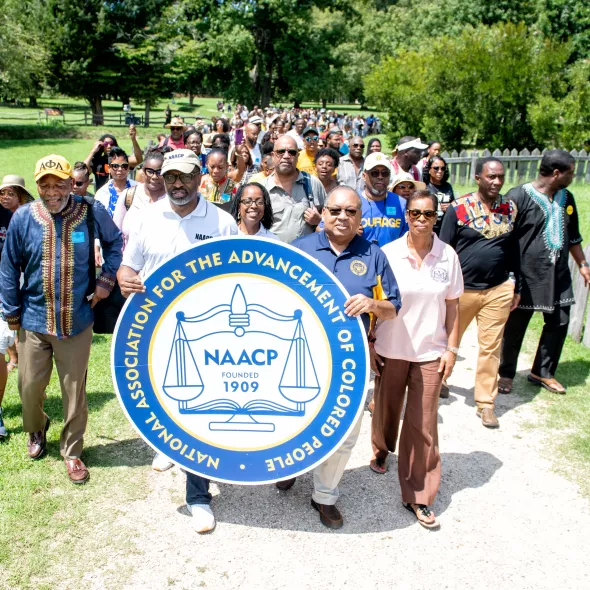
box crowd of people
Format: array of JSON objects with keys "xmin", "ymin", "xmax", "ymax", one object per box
[{"xmin": 0, "ymin": 105, "xmax": 587, "ymax": 535}]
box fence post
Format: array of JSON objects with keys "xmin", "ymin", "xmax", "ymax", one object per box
[
  {"xmin": 518, "ymin": 148, "xmax": 530, "ymax": 182},
  {"xmin": 568, "ymin": 245, "xmax": 590, "ymax": 343},
  {"xmin": 529, "ymin": 148, "xmax": 540, "ymax": 180},
  {"xmin": 470, "ymin": 149, "xmax": 478, "ymax": 183}
]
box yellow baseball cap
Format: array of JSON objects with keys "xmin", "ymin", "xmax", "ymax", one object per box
[{"xmin": 34, "ymin": 155, "xmax": 73, "ymax": 182}]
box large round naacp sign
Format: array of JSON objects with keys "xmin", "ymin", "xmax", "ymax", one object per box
[{"xmin": 111, "ymin": 237, "xmax": 369, "ymax": 484}]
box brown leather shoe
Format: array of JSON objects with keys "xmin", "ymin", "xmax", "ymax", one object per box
[
  {"xmin": 65, "ymin": 458, "xmax": 90, "ymax": 484},
  {"xmin": 311, "ymin": 499, "xmax": 343, "ymax": 529},
  {"xmin": 476, "ymin": 407, "xmax": 499, "ymax": 428},
  {"xmin": 275, "ymin": 477, "xmax": 296, "ymax": 491},
  {"xmin": 27, "ymin": 418, "xmax": 50, "ymax": 459}
]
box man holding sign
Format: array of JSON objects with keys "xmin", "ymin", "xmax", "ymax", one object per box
[
  {"xmin": 288, "ymin": 185, "xmax": 401, "ymax": 529},
  {"xmin": 118, "ymin": 148, "xmax": 237, "ymax": 533}
]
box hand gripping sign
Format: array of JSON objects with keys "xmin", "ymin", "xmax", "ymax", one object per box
[{"xmin": 111, "ymin": 237, "xmax": 369, "ymax": 484}]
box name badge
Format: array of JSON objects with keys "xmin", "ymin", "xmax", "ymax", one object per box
[
  {"xmin": 386, "ymin": 206, "xmax": 396, "ymax": 216},
  {"xmin": 221, "ymin": 193, "xmax": 231, "ymax": 203},
  {"xmin": 71, "ymin": 231, "xmax": 85, "ymax": 244}
]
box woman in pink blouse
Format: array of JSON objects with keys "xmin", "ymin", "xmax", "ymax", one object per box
[{"xmin": 370, "ymin": 189, "xmax": 463, "ymax": 529}]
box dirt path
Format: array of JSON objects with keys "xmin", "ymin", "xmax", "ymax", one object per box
[{"xmin": 83, "ymin": 326, "xmax": 590, "ymax": 590}]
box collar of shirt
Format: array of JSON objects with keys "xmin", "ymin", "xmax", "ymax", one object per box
[
  {"xmin": 397, "ymin": 232, "xmax": 444, "ymax": 264},
  {"xmin": 315, "ymin": 230, "xmax": 364, "ymax": 257},
  {"xmin": 162, "ymin": 194, "xmax": 209, "ymax": 221},
  {"xmin": 266, "ymin": 171, "xmax": 306, "ymax": 192}
]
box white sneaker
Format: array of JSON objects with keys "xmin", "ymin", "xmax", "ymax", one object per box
[
  {"xmin": 151, "ymin": 453, "xmax": 174, "ymax": 472},
  {"xmin": 188, "ymin": 504, "xmax": 216, "ymax": 533}
]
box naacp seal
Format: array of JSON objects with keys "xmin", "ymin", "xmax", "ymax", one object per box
[{"xmin": 111, "ymin": 237, "xmax": 369, "ymax": 484}]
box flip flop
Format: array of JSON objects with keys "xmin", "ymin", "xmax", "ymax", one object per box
[
  {"xmin": 369, "ymin": 457, "xmax": 388, "ymax": 474},
  {"xmin": 403, "ymin": 502, "xmax": 439, "ymax": 529},
  {"xmin": 498, "ymin": 377, "xmax": 512, "ymax": 394},
  {"xmin": 527, "ymin": 374, "xmax": 566, "ymax": 394}
]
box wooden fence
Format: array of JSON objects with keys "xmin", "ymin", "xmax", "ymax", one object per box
[
  {"xmin": 568, "ymin": 246, "xmax": 590, "ymax": 346},
  {"xmin": 441, "ymin": 148, "xmax": 590, "ymax": 185}
]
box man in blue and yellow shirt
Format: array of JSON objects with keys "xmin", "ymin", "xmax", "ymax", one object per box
[
  {"xmin": 359, "ymin": 152, "xmax": 409, "ymax": 247},
  {"xmin": 282, "ymin": 185, "xmax": 401, "ymax": 530}
]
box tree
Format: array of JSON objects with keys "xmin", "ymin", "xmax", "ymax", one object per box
[{"xmin": 43, "ymin": 0, "xmax": 167, "ymax": 124}]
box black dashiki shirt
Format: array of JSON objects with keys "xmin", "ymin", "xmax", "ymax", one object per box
[{"xmin": 506, "ymin": 183, "xmax": 582, "ymax": 313}]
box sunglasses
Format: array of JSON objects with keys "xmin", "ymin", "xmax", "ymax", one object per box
[
  {"xmin": 241, "ymin": 198, "xmax": 264, "ymax": 207},
  {"xmin": 144, "ymin": 167, "xmax": 162, "ymax": 177},
  {"xmin": 110, "ymin": 163, "xmax": 129, "ymax": 170},
  {"xmin": 74, "ymin": 180, "xmax": 88, "ymax": 187},
  {"xmin": 369, "ymin": 169, "xmax": 390, "ymax": 178},
  {"xmin": 275, "ymin": 148, "xmax": 298, "ymax": 157},
  {"xmin": 407, "ymin": 209, "xmax": 437, "ymax": 220},
  {"xmin": 326, "ymin": 207, "xmax": 359, "ymax": 218},
  {"xmin": 170, "ymin": 127, "xmax": 183, "ymax": 131},
  {"xmin": 432, "ymin": 166, "xmax": 446, "ymax": 171},
  {"xmin": 102, "ymin": 141, "xmax": 114, "ymax": 147},
  {"xmin": 163, "ymin": 172, "xmax": 198, "ymax": 184},
  {"xmin": 304, "ymin": 136, "xmax": 319, "ymax": 142},
  {"xmin": 351, "ymin": 143, "xmax": 365, "ymax": 148}
]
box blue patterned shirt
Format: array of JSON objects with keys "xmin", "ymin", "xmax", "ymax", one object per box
[{"xmin": 0, "ymin": 195, "xmax": 122, "ymax": 339}]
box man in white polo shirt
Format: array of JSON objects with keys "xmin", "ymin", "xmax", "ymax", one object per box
[{"xmin": 117, "ymin": 148, "xmax": 237, "ymax": 534}]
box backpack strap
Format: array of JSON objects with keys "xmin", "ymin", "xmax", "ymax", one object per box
[{"xmin": 124, "ymin": 185, "xmax": 138, "ymax": 211}]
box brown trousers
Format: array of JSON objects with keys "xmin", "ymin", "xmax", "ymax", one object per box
[
  {"xmin": 371, "ymin": 357, "xmax": 442, "ymax": 506},
  {"xmin": 458, "ymin": 280, "xmax": 514, "ymax": 410},
  {"xmin": 18, "ymin": 325, "xmax": 93, "ymax": 459}
]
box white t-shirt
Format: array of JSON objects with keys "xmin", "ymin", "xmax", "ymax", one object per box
[
  {"xmin": 375, "ymin": 233, "xmax": 464, "ymax": 362},
  {"xmin": 123, "ymin": 196, "xmax": 238, "ymax": 277},
  {"xmin": 237, "ymin": 225, "xmax": 279, "ymax": 240}
]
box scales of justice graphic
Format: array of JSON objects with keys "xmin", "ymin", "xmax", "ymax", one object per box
[{"xmin": 162, "ymin": 284, "xmax": 322, "ymax": 433}]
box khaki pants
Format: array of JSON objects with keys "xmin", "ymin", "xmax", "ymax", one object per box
[
  {"xmin": 458, "ymin": 280, "xmax": 514, "ymax": 410},
  {"xmin": 371, "ymin": 358, "xmax": 442, "ymax": 506},
  {"xmin": 18, "ymin": 325, "xmax": 93, "ymax": 459},
  {"xmin": 312, "ymin": 416, "xmax": 363, "ymax": 506}
]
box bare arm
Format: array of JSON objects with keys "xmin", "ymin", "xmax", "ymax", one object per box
[
  {"xmin": 84, "ymin": 140, "xmax": 103, "ymax": 169},
  {"xmin": 128, "ymin": 125, "xmax": 143, "ymax": 168},
  {"xmin": 439, "ymin": 297, "xmax": 459, "ymax": 380},
  {"xmin": 117, "ymin": 265, "xmax": 146, "ymax": 298}
]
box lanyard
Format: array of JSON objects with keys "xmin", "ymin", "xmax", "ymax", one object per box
[{"xmin": 107, "ymin": 179, "xmax": 130, "ymax": 217}]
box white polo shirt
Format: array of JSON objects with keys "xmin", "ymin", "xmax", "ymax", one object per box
[
  {"xmin": 123, "ymin": 195, "xmax": 238, "ymax": 277},
  {"xmin": 375, "ymin": 233, "xmax": 464, "ymax": 362}
]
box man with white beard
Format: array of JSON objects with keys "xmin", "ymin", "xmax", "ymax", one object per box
[{"xmin": 117, "ymin": 148, "xmax": 237, "ymax": 533}]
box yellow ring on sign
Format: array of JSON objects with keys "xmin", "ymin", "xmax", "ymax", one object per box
[{"xmin": 567, "ymin": 205, "xmax": 574, "ymax": 215}]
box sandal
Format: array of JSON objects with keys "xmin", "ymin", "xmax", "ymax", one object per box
[
  {"xmin": 403, "ymin": 502, "xmax": 439, "ymax": 529},
  {"xmin": 527, "ymin": 374, "xmax": 566, "ymax": 394},
  {"xmin": 6, "ymin": 362, "xmax": 17, "ymax": 373},
  {"xmin": 498, "ymin": 377, "xmax": 512, "ymax": 394},
  {"xmin": 369, "ymin": 457, "xmax": 388, "ymax": 474}
]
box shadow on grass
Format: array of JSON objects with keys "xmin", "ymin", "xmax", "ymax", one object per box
[
  {"xmin": 83, "ymin": 437, "xmax": 152, "ymax": 468},
  {"xmin": 186, "ymin": 450, "xmax": 502, "ymax": 534}
]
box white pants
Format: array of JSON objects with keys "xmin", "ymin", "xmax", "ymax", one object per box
[{"xmin": 312, "ymin": 417, "xmax": 363, "ymax": 505}]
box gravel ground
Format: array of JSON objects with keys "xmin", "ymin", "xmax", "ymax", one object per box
[{"xmin": 83, "ymin": 326, "xmax": 590, "ymax": 590}]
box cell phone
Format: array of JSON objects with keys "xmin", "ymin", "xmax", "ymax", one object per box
[{"xmin": 234, "ymin": 128, "xmax": 244, "ymax": 145}]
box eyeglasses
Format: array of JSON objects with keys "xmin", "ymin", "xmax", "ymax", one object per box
[
  {"xmin": 103, "ymin": 141, "xmax": 114, "ymax": 147},
  {"xmin": 369, "ymin": 169, "xmax": 390, "ymax": 178},
  {"xmin": 163, "ymin": 172, "xmax": 198, "ymax": 184},
  {"xmin": 74, "ymin": 180, "xmax": 89, "ymax": 187},
  {"xmin": 241, "ymin": 198, "xmax": 265, "ymax": 207},
  {"xmin": 275, "ymin": 148, "xmax": 298, "ymax": 157},
  {"xmin": 110, "ymin": 163, "xmax": 129, "ymax": 170},
  {"xmin": 144, "ymin": 167, "xmax": 162, "ymax": 177},
  {"xmin": 304, "ymin": 136, "xmax": 319, "ymax": 142},
  {"xmin": 432, "ymin": 166, "xmax": 446, "ymax": 171},
  {"xmin": 326, "ymin": 207, "xmax": 359, "ymax": 218},
  {"xmin": 407, "ymin": 209, "xmax": 437, "ymax": 220},
  {"xmin": 351, "ymin": 143, "xmax": 365, "ymax": 148}
]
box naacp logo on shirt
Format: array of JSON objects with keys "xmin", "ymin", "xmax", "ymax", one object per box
[
  {"xmin": 431, "ymin": 267, "xmax": 448, "ymax": 283},
  {"xmin": 350, "ymin": 260, "xmax": 367, "ymax": 276},
  {"xmin": 111, "ymin": 237, "xmax": 369, "ymax": 484}
]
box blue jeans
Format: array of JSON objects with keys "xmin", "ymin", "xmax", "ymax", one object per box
[{"xmin": 185, "ymin": 471, "xmax": 211, "ymax": 505}]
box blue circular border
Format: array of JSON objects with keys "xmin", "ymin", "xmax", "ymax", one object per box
[{"xmin": 112, "ymin": 237, "xmax": 368, "ymax": 484}]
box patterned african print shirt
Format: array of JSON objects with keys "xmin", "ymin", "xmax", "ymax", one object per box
[
  {"xmin": 199, "ymin": 175, "xmax": 238, "ymax": 203},
  {"xmin": 0, "ymin": 195, "xmax": 122, "ymax": 339}
]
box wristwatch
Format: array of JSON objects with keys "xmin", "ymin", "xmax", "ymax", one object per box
[
  {"xmin": 446, "ymin": 346, "xmax": 459, "ymax": 355},
  {"xmin": 579, "ymin": 262, "xmax": 589, "ymax": 269}
]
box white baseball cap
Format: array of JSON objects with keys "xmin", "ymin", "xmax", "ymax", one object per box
[
  {"xmin": 161, "ymin": 149, "xmax": 202, "ymax": 174},
  {"xmin": 364, "ymin": 152, "xmax": 393, "ymax": 174}
]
